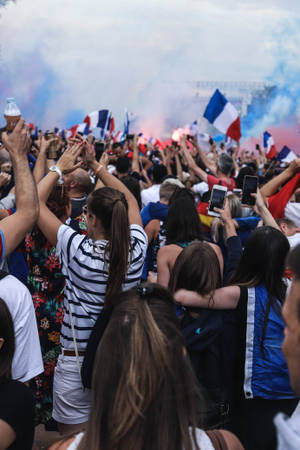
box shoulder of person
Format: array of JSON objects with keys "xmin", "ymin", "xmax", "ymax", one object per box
[{"xmin": 219, "ymin": 430, "xmax": 244, "ymax": 450}]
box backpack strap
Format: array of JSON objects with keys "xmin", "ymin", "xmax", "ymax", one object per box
[
  {"xmin": 206, "ymin": 430, "xmax": 228, "ymax": 450},
  {"xmin": 0, "ymin": 270, "xmax": 8, "ymax": 281}
]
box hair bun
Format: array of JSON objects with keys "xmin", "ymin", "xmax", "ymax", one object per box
[{"xmin": 136, "ymin": 285, "xmax": 153, "ymax": 298}]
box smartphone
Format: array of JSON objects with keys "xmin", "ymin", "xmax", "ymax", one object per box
[
  {"xmin": 208, "ymin": 185, "xmax": 227, "ymax": 217},
  {"xmin": 94, "ymin": 142, "xmax": 105, "ymax": 161},
  {"xmin": 127, "ymin": 134, "xmax": 134, "ymax": 140},
  {"xmin": 242, "ymin": 175, "xmax": 258, "ymax": 206}
]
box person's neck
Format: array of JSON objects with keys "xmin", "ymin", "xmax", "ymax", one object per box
[
  {"xmin": 92, "ymin": 229, "xmax": 106, "ymax": 241},
  {"xmin": 70, "ymin": 191, "xmax": 86, "ymax": 199},
  {"xmin": 218, "ymin": 171, "xmax": 231, "ymax": 181}
]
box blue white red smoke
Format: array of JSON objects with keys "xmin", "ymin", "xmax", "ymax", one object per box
[{"xmin": 242, "ymin": 19, "xmax": 300, "ymax": 139}]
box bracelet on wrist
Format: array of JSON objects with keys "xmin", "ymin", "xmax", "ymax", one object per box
[{"xmin": 94, "ymin": 165, "xmax": 104, "ymax": 178}]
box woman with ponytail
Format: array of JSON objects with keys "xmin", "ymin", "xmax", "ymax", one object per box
[
  {"xmin": 36, "ymin": 140, "xmax": 148, "ymax": 434},
  {"xmin": 50, "ymin": 284, "xmax": 243, "ymax": 450}
]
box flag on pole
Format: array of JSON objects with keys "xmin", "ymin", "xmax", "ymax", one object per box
[
  {"xmin": 263, "ymin": 131, "xmax": 277, "ymax": 159},
  {"xmin": 107, "ymin": 113, "xmax": 115, "ymax": 134},
  {"xmin": 124, "ymin": 109, "xmax": 130, "ymax": 135},
  {"xmin": 204, "ymin": 89, "xmax": 241, "ymax": 141},
  {"xmin": 69, "ymin": 123, "xmax": 89, "ymax": 138},
  {"xmin": 62, "ymin": 129, "xmax": 72, "ymax": 140},
  {"xmin": 276, "ymin": 146, "xmax": 297, "ymax": 164},
  {"xmin": 83, "ymin": 109, "xmax": 109, "ymax": 131}
]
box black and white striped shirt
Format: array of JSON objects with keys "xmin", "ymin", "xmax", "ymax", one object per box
[{"xmin": 56, "ymin": 224, "xmax": 148, "ymax": 350}]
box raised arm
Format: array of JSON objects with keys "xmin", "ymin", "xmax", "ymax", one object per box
[
  {"xmin": 37, "ymin": 143, "xmax": 83, "ymax": 246},
  {"xmin": 1, "ymin": 119, "xmax": 39, "ymax": 256},
  {"xmin": 193, "ymin": 136, "xmax": 217, "ymax": 174},
  {"xmin": 174, "ymin": 147, "xmax": 183, "ymax": 181},
  {"xmin": 85, "ymin": 146, "xmax": 142, "ymax": 226},
  {"xmin": 180, "ymin": 138, "xmax": 208, "ymax": 183},
  {"xmin": 131, "ymin": 135, "xmax": 140, "ymax": 174},
  {"xmin": 33, "ymin": 136, "xmax": 57, "ymax": 183},
  {"xmin": 174, "ymin": 285, "xmax": 241, "ymax": 309},
  {"xmin": 260, "ymin": 159, "xmax": 300, "ymax": 198},
  {"xmin": 252, "ymin": 189, "xmax": 280, "ymax": 230}
]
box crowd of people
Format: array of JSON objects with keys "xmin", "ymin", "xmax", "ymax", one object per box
[{"xmin": 0, "ymin": 114, "xmax": 300, "ymax": 450}]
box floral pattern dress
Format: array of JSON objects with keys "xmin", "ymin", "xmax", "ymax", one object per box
[{"xmin": 25, "ymin": 229, "xmax": 65, "ymax": 426}]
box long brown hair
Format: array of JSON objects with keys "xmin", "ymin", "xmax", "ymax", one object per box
[
  {"xmin": 168, "ymin": 241, "xmax": 222, "ymax": 296},
  {"xmin": 0, "ymin": 298, "xmax": 15, "ymax": 383},
  {"xmin": 87, "ymin": 187, "xmax": 130, "ymax": 307},
  {"xmin": 165, "ymin": 189, "xmax": 203, "ymax": 245},
  {"xmin": 79, "ymin": 284, "xmax": 202, "ymax": 450}
]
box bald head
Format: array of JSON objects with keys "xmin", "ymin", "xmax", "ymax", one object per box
[{"xmin": 66, "ymin": 168, "xmax": 93, "ymax": 196}]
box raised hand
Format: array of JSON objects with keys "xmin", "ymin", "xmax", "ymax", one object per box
[
  {"xmin": 99, "ymin": 151, "xmax": 109, "ymax": 169},
  {"xmin": 288, "ymin": 158, "xmax": 300, "ymax": 175},
  {"xmin": 56, "ymin": 142, "xmax": 83, "ymax": 174},
  {"xmin": 252, "ymin": 188, "xmax": 267, "ymax": 215},
  {"xmin": 39, "ymin": 135, "xmax": 58, "ymax": 154},
  {"xmin": 2, "ymin": 119, "xmax": 31, "ymax": 158},
  {"xmin": 214, "ymin": 198, "xmax": 232, "ymax": 223},
  {"xmin": 0, "ymin": 172, "xmax": 11, "ymax": 188}
]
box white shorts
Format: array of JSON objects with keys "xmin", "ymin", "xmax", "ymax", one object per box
[{"xmin": 52, "ymin": 354, "xmax": 92, "ymax": 425}]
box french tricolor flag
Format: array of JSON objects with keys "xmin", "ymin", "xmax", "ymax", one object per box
[
  {"xmin": 69, "ymin": 123, "xmax": 89, "ymax": 138},
  {"xmin": 83, "ymin": 110, "xmax": 109, "ymax": 131},
  {"xmin": 263, "ymin": 131, "xmax": 277, "ymax": 159},
  {"xmin": 204, "ymin": 89, "xmax": 241, "ymax": 141},
  {"xmin": 62, "ymin": 129, "xmax": 72, "ymax": 140},
  {"xmin": 113, "ymin": 130, "xmax": 128, "ymax": 143},
  {"xmin": 107, "ymin": 112, "xmax": 115, "ymax": 134},
  {"xmin": 276, "ymin": 146, "xmax": 297, "ymax": 164}
]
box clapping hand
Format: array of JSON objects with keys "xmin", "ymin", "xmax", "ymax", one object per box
[{"xmin": 56, "ymin": 142, "xmax": 83, "ymax": 174}]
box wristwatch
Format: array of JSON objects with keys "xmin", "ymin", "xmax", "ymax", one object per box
[{"xmin": 49, "ymin": 165, "xmax": 64, "ymax": 185}]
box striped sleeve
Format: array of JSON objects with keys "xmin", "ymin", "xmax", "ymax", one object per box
[
  {"xmin": 129, "ymin": 224, "xmax": 148, "ymax": 258},
  {"xmin": 56, "ymin": 224, "xmax": 86, "ymax": 267}
]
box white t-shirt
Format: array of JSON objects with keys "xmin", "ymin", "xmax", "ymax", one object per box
[
  {"xmin": 285, "ymin": 203, "xmax": 300, "ymax": 228},
  {"xmin": 56, "ymin": 223, "xmax": 148, "ymax": 350},
  {"xmin": 275, "ymin": 401, "xmax": 300, "ymax": 450},
  {"xmin": 193, "ymin": 181, "xmax": 209, "ymax": 197},
  {"xmin": 287, "ymin": 233, "xmax": 300, "ymax": 249},
  {"xmin": 1, "ymin": 274, "xmax": 43, "ymax": 382},
  {"xmin": 66, "ymin": 428, "xmax": 215, "ymax": 449},
  {"xmin": 141, "ymin": 184, "xmax": 161, "ymax": 207}
]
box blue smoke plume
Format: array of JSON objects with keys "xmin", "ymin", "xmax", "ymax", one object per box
[
  {"xmin": 0, "ymin": 0, "xmax": 14, "ymax": 7},
  {"xmin": 242, "ymin": 18, "xmax": 300, "ymax": 137}
]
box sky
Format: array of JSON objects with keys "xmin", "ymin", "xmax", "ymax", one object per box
[{"xmin": 0, "ymin": 0, "xmax": 300, "ymax": 140}]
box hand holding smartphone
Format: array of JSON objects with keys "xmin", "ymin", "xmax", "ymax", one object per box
[
  {"xmin": 242, "ymin": 175, "xmax": 258, "ymax": 206},
  {"xmin": 208, "ymin": 185, "xmax": 227, "ymax": 217}
]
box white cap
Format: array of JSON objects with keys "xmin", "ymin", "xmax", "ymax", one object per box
[{"xmin": 4, "ymin": 98, "xmax": 21, "ymax": 117}]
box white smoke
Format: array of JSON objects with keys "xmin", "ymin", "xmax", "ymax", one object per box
[{"xmin": 0, "ymin": 0, "xmax": 299, "ymax": 136}]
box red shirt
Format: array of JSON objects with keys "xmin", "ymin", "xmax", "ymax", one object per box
[
  {"xmin": 268, "ymin": 173, "xmax": 300, "ymax": 219},
  {"xmin": 207, "ymin": 174, "xmax": 236, "ymax": 191}
]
